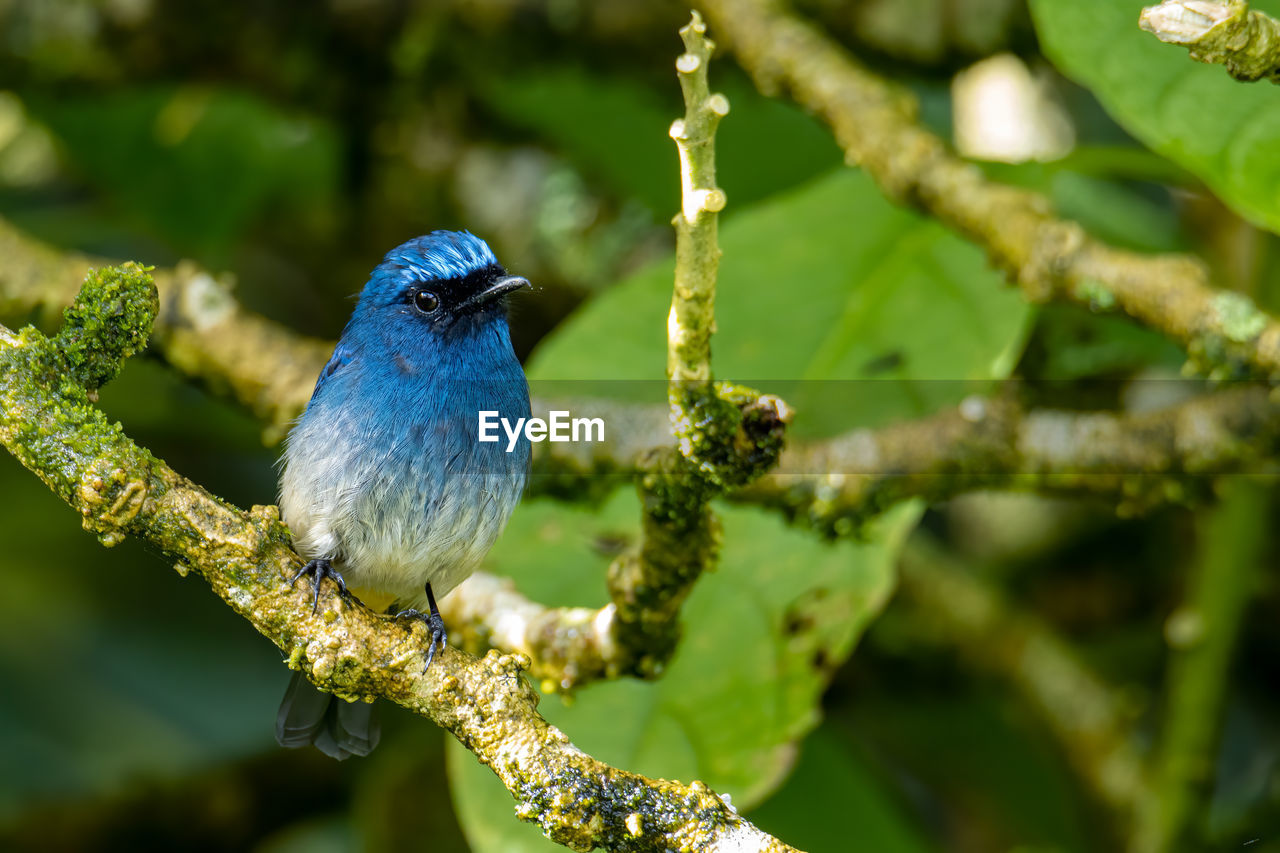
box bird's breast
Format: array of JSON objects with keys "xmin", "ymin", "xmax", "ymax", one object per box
[{"xmin": 278, "ymin": 362, "xmax": 528, "ymax": 607}]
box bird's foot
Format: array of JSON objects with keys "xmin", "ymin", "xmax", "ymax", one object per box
[
  {"xmin": 289, "ymin": 558, "xmax": 349, "ymax": 614},
  {"xmin": 394, "ymin": 582, "xmax": 447, "ymax": 671}
]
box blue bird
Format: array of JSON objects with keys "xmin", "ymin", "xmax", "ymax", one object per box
[{"xmin": 275, "ymin": 231, "xmax": 531, "ymax": 759}]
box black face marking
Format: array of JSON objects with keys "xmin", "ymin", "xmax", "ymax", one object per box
[{"xmin": 403, "ymin": 263, "xmax": 508, "ymax": 321}]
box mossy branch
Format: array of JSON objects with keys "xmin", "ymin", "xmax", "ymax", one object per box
[
  {"xmin": 593, "ymin": 12, "xmax": 790, "ymax": 679},
  {"xmin": 1141, "ymin": 0, "xmax": 1280, "ymax": 83},
  {"xmin": 737, "ymin": 387, "xmax": 1280, "ymax": 536},
  {"xmin": 698, "ymin": 0, "xmax": 1280, "ymax": 382},
  {"xmin": 0, "ymin": 264, "xmax": 797, "ymax": 853}
]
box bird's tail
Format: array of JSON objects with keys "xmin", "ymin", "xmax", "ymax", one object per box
[{"xmin": 275, "ymin": 671, "xmax": 381, "ymax": 760}]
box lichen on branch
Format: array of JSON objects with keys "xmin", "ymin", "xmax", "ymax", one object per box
[{"xmin": 1141, "ymin": 0, "xmax": 1280, "ymax": 83}]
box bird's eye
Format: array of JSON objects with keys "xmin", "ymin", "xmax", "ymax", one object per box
[{"xmin": 412, "ymin": 290, "xmax": 441, "ymax": 315}]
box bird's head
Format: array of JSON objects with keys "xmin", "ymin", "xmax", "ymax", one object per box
[{"xmin": 352, "ymin": 231, "xmax": 529, "ymax": 340}]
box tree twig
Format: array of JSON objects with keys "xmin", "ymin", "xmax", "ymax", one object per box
[
  {"xmin": 668, "ymin": 11, "xmax": 729, "ymax": 385},
  {"xmin": 600, "ymin": 13, "xmax": 790, "ymax": 678},
  {"xmin": 697, "ymin": 0, "xmax": 1280, "ymax": 381},
  {"xmin": 0, "ymin": 264, "xmax": 798, "ymax": 853},
  {"xmin": 1141, "ymin": 0, "xmax": 1280, "ymax": 83}
]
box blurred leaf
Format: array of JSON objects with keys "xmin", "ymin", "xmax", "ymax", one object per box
[
  {"xmin": 478, "ymin": 65, "xmax": 843, "ymax": 218},
  {"xmin": 26, "ymin": 86, "xmax": 339, "ymax": 258},
  {"xmin": 528, "ymin": 168, "xmax": 1033, "ymax": 437},
  {"xmin": 844, "ymin": 691, "xmax": 1099, "ymax": 851},
  {"xmin": 1030, "ymin": 0, "xmax": 1280, "ymax": 234},
  {"xmin": 0, "ymin": 456, "xmax": 285, "ymax": 820},
  {"xmin": 449, "ymin": 493, "xmax": 922, "ymax": 852},
  {"xmin": 1048, "ymin": 171, "xmax": 1183, "ymax": 255},
  {"xmin": 973, "ymin": 160, "xmax": 1188, "ymax": 377},
  {"xmin": 745, "ymin": 724, "xmax": 934, "ymax": 853},
  {"xmin": 0, "ymin": 361, "xmax": 284, "ymax": 820},
  {"xmin": 978, "ymin": 157, "xmax": 1187, "ymax": 255},
  {"xmin": 1052, "ymin": 144, "xmax": 1193, "ymax": 187},
  {"xmin": 1031, "ymin": 303, "xmax": 1184, "ymax": 379}
]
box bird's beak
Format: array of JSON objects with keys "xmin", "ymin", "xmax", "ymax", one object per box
[{"xmin": 459, "ymin": 275, "xmax": 531, "ymax": 311}]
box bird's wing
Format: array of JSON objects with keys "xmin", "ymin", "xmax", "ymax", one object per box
[{"xmin": 310, "ymin": 341, "xmax": 355, "ymax": 402}]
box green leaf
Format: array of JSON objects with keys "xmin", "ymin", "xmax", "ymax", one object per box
[
  {"xmin": 448, "ymin": 493, "xmax": 922, "ymax": 852},
  {"xmin": 1030, "ymin": 0, "xmax": 1280, "ymax": 234},
  {"xmin": 745, "ymin": 725, "xmax": 935, "ymax": 853},
  {"xmin": 845, "ymin": 691, "xmax": 1100, "ymax": 851},
  {"xmin": 528, "ymin": 168, "xmax": 1033, "ymax": 437},
  {"xmin": 1030, "ymin": 303, "xmax": 1185, "ymax": 379},
  {"xmin": 0, "ymin": 456, "xmax": 285, "ymax": 817}
]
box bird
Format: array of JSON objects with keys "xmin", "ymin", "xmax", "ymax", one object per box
[{"xmin": 274, "ymin": 231, "xmax": 532, "ymax": 760}]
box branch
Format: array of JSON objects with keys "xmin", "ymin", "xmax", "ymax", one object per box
[
  {"xmin": 697, "ymin": 0, "xmax": 1280, "ymax": 381},
  {"xmin": 897, "ymin": 536, "xmax": 1148, "ymax": 840},
  {"xmin": 1141, "ymin": 1, "xmax": 1280, "ymax": 83},
  {"xmin": 0, "ymin": 206, "xmax": 787, "ymax": 693},
  {"xmin": 1130, "ymin": 479, "xmax": 1267, "ymax": 853},
  {"xmin": 7, "ymin": 219, "xmax": 1278, "ymax": 687},
  {"xmin": 0, "ymin": 264, "xmax": 797, "ymax": 853},
  {"xmin": 455, "ymin": 387, "xmax": 1278, "ymax": 694},
  {"xmin": 669, "ymin": 10, "xmax": 729, "ymax": 385},
  {"xmin": 598, "ymin": 13, "xmax": 790, "ymax": 678},
  {"xmin": 0, "ymin": 218, "xmax": 331, "ymax": 444},
  {"xmin": 738, "ymin": 387, "xmax": 1280, "ymax": 536}
]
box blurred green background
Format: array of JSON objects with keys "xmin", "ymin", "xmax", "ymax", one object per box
[{"xmin": 1, "ymin": 1, "xmax": 1278, "ymax": 851}]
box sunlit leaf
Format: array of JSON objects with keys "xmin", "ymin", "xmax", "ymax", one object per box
[{"xmin": 1031, "ymin": 0, "xmax": 1280, "ymax": 234}]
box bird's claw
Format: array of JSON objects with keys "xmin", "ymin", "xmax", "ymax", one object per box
[
  {"xmin": 394, "ymin": 607, "xmax": 448, "ymax": 671},
  {"xmin": 396, "ymin": 582, "xmax": 447, "ymax": 671},
  {"xmin": 289, "ymin": 558, "xmax": 349, "ymax": 614}
]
